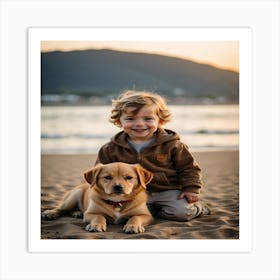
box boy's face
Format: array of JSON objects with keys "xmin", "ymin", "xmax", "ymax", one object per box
[{"xmin": 118, "ymin": 104, "xmax": 162, "ymax": 142}]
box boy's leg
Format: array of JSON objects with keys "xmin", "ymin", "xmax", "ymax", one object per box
[{"xmin": 148, "ymin": 190, "xmax": 210, "ymax": 221}]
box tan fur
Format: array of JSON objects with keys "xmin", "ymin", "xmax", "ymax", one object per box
[{"xmin": 42, "ymin": 162, "xmax": 153, "ymax": 233}]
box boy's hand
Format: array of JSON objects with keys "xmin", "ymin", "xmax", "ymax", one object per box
[{"xmin": 178, "ymin": 191, "xmax": 199, "ymax": 203}]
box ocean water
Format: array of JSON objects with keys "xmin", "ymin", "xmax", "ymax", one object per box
[{"xmin": 41, "ymin": 105, "xmax": 239, "ymax": 154}]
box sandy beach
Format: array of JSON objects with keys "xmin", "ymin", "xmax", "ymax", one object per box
[{"xmin": 41, "ymin": 151, "xmax": 239, "ymax": 239}]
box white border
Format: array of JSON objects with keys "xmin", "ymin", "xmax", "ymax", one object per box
[
  {"xmin": 1, "ymin": 1, "xmax": 279, "ymax": 279},
  {"xmin": 28, "ymin": 27, "xmax": 252, "ymax": 253}
]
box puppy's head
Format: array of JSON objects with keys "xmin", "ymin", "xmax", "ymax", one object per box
[{"xmin": 84, "ymin": 162, "xmax": 153, "ymax": 196}]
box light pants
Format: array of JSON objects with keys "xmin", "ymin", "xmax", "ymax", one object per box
[{"xmin": 147, "ymin": 190, "xmax": 208, "ymax": 222}]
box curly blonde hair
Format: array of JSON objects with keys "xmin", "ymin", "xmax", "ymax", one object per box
[{"xmin": 109, "ymin": 90, "xmax": 171, "ymax": 127}]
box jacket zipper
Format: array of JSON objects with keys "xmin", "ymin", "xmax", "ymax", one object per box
[{"xmin": 136, "ymin": 152, "xmax": 142, "ymax": 163}]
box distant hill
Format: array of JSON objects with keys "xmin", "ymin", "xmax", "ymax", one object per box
[{"xmin": 41, "ymin": 49, "xmax": 239, "ymax": 104}]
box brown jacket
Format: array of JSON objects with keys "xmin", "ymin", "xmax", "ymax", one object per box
[{"xmin": 95, "ymin": 128, "xmax": 203, "ymax": 194}]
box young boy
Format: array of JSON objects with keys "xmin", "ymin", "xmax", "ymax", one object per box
[{"xmin": 95, "ymin": 90, "xmax": 210, "ymax": 221}]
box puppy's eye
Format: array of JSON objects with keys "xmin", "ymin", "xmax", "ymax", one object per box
[
  {"xmin": 125, "ymin": 176, "xmax": 133, "ymax": 180},
  {"xmin": 104, "ymin": 175, "xmax": 112, "ymax": 180}
]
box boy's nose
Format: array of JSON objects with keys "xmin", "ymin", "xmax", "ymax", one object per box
[{"xmin": 134, "ymin": 119, "xmax": 144, "ymax": 125}]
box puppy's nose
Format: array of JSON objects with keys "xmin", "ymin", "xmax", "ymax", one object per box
[{"xmin": 113, "ymin": 184, "xmax": 124, "ymax": 194}]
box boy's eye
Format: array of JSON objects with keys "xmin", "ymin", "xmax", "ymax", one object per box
[
  {"xmin": 125, "ymin": 117, "xmax": 134, "ymax": 121},
  {"xmin": 104, "ymin": 175, "xmax": 112, "ymax": 180},
  {"xmin": 145, "ymin": 117, "xmax": 154, "ymax": 121}
]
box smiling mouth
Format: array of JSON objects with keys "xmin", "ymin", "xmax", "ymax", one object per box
[{"xmin": 132, "ymin": 128, "xmax": 148, "ymax": 132}]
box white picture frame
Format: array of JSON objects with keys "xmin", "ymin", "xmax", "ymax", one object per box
[{"xmin": 29, "ymin": 26, "xmax": 251, "ymax": 253}]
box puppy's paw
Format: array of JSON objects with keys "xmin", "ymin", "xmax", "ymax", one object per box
[
  {"xmin": 85, "ymin": 223, "xmax": 107, "ymax": 232},
  {"xmin": 41, "ymin": 209, "xmax": 60, "ymax": 220},
  {"xmin": 123, "ymin": 223, "xmax": 145, "ymax": 234}
]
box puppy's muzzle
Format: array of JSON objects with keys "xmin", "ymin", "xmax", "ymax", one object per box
[{"xmin": 113, "ymin": 184, "xmax": 124, "ymax": 194}]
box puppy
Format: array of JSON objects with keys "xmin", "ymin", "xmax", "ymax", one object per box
[{"xmin": 42, "ymin": 162, "xmax": 153, "ymax": 234}]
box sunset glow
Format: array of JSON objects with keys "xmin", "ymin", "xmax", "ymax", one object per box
[{"xmin": 41, "ymin": 41, "xmax": 239, "ymax": 72}]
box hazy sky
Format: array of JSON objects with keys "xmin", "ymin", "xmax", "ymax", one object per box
[{"xmin": 41, "ymin": 41, "xmax": 239, "ymax": 72}]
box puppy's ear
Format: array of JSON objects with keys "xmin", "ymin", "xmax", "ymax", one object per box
[
  {"xmin": 84, "ymin": 163, "xmax": 103, "ymax": 187},
  {"xmin": 134, "ymin": 164, "xmax": 153, "ymax": 188}
]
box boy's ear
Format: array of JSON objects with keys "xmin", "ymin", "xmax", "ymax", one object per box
[
  {"xmin": 158, "ymin": 119, "xmax": 164, "ymax": 127},
  {"xmin": 115, "ymin": 120, "xmax": 122, "ymax": 127}
]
